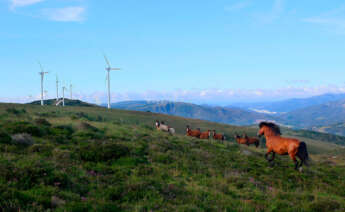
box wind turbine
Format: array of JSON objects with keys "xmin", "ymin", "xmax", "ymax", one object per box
[
  {"xmin": 38, "ymin": 62, "xmax": 48, "ymax": 106},
  {"xmin": 103, "ymin": 54, "xmax": 121, "ymax": 109},
  {"xmin": 44, "ymin": 90, "xmax": 48, "ymax": 100},
  {"xmin": 62, "ymin": 86, "xmax": 67, "ymax": 107},
  {"xmin": 70, "ymin": 84, "xmax": 73, "ymax": 100},
  {"xmin": 56, "ymin": 75, "xmax": 59, "ymax": 101}
]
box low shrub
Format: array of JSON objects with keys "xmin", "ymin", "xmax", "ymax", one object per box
[
  {"xmin": 6, "ymin": 108, "xmax": 26, "ymax": 115},
  {"xmin": 0, "ymin": 131, "xmax": 12, "ymax": 144},
  {"xmin": 35, "ymin": 118, "xmax": 52, "ymax": 127},
  {"xmin": 79, "ymin": 143, "xmax": 130, "ymax": 162},
  {"xmin": 5, "ymin": 121, "xmax": 46, "ymax": 137},
  {"xmin": 11, "ymin": 134, "xmax": 34, "ymax": 146}
]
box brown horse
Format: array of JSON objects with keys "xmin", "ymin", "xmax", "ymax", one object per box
[
  {"xmin": 234, "ymin": 134, "xmax": 247, "ymax": 144},
  {"xmin": 243, "ymin": 134, "xmax": 260, "ymax": 148},
  {"xmin": 200, "ymin": 130, "xmax": 211, "ymax": 139},
  {"xmin": 186, "ymin": 126, "xmax": 201, "ymax": 138},
  {"xmin": 258, "ymin": 122, "xmax": 309, "ymax": 170},
  {"xmin": 213, "ymin": 130, "xmax": 225, "ymax": 141}
]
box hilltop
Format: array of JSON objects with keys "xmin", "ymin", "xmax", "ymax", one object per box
[
  {"xmin": 30, "ymin": 99, "xmax": 98, "ymax": 107},
  {"xmin": 0, "ymin": 103, "xmax": 344, "ymax": 211}
]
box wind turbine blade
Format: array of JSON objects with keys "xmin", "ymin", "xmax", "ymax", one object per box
[
  {"xmin": 110, "ymin": 68, "xmax": 121, "ymax": 70},
  {"xmin": 38, "ymin": 61, "xmax": 44, "ymax": 72},
  {"xmin": 103, "ymin": 54, "xmax": 111, "ymax": 67}
]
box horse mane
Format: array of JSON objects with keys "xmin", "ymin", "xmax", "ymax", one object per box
[{"xmin": 259, "ymin": 122, "xmax": 281, "ymax": 135}]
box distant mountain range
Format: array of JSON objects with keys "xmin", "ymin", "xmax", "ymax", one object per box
[
  {"xmin": 280, "ymin": 99, "xmax": 345, "ymax": 127},
  {"xmin": 228, "ymin": 93, "xmax": 345, "ymax": 113},
  {"xmin": 110, "ymin": 93, "xmax": 345, "ymax": 136},
  {"xmin": 110, "ymin": 101, "xmax": 275, "ymax": 126}
]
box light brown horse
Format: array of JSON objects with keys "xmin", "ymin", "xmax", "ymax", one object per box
[
  {"xmin": 186, "ymin": 126, "xmax": 201, "ymax": 138},
  {"xmin": 258, "ymin": 122, "xmax": 309, "ymax": 170},
  {"xmin": 200, "ymin": 130, "xmax": 211, "ymax": 139},
  {"xmin": 212, "ymin": 130, "xmax": 226, "ymax": 141},
  {"xmin": 243, "ymin": 133, "xmax": 260, "ymax": 148}
]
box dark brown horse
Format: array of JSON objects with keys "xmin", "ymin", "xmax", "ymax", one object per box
[
  {"xmin": 243, "ymin": 133, "xmax": 260, "ymax": 148},
  {"xmin": 186, "ymin": 126, "xmax": 201, "ymax": 138},
  {"xmin": 213, "ymin": 130, "xmax": 225, "ymax": 141},
  {"xmin": 234, "ymin": 134, "xmax": 247, "ymax": 144},
  {"xmin": 200, "ymin": 130, "xmax": 211, "ymax": 139},
  {"xmin": 258, "ymin": 122, "xmax": 309, "ymax": 170}
]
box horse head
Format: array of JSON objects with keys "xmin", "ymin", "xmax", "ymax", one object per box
[{"xmin": 258, "ymin": 122, "xmax": 281, "ymax": 137}]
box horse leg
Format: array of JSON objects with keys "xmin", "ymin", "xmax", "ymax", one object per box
[
  {"xmin": 265, "ymin": 149, "xmax": 273, "ymax": 161},
  {"xmin": 289, "ymin": 153, "xmax": 299, "ymax": 170}
]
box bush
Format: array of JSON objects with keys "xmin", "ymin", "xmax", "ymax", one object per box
[
  {"xmin": 35, "ymin": 118, "xmax": 51, "ymax": 127},
  {"xmin": 76, "ymin": 122, "xmax": 99, "ymax": 132},
  {"xmin": 5, "ymin": 121, "xmax": 45, "ymax": 137},
  {"xmin": 0, "ymin": 131, "xmax": 12, "ymax": 144},
  {"xmin": 79, "ymin": 143, "xmax": 130, "ymax": 162},
  {"xmin": 309, "ymin": 198, "xmax": 341, "ymax": 212},
  {"xmin": 6, "ymin": 108, "xmax": 26, "ymax": 115},
  {"xmin": 11, "ymin": 134, "xmax": 35, "ymax": 146}
]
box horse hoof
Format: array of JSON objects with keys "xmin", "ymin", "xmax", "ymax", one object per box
[{"xmin": 298, "ymin": 167, "xmax": 303, "ymax": 173}]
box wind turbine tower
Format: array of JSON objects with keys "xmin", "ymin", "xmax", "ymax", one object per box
[
  {"xmin": 62, "ymin": 86, "xmax": 67, "ymax": 107},
  {"xmin": 38, "ymin": 62, "xmax": 48, "ymax": 106},
  {"xmin": 103, "ymin": 54, "xmax": 121, "ymax": 109},
  {"xmin": 56, "ymin": 75, "xmax": 59, "ymax": 101},
  {"xmin": 70, "ymin": 84, "xmax": 73, "ymax": 100}
]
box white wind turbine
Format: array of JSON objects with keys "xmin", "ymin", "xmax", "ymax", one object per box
[
  {"xmin": 70, "ymin": 84, "xmax": 73, "ymax": 100},
  {"xmin": 103, "ymin": 54, "xmax": 121, "ymax": 109},
  {"xmin": 38, "ymin": 62, "xmax": 48, "ymax": 106},
  {"xmin": 56, "ymin": 75, "xmax": 59, "ymax": 101},
  {"xmin": 62, "ymin": 86, "xmax": 67, "ymax": 107}
]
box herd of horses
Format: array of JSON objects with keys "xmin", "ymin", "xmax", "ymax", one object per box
[{"xmin": 155, "ymin": 120, "xmax": 309, "ymax": 171}]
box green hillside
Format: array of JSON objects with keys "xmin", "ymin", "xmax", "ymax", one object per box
[{"xmin": 0, "ymin": 103, "xmax": 344, "ymax": 211}]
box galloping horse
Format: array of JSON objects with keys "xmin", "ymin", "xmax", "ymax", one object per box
[
  {"xmin": 243, "ymin": 134, "xmax": 260, "ymax": 148},
  {"xmin": 186, "ymin": 126, "xmax": 201, "ymax": 138},
  {"xmin": 200, "ymin": 130, "xmax": 211, "ymax": 139},
  {"xmin": 155, "ymin": 120, "xmax": 175, "ymax": 135},
  {"xmin": 258, "ymin": 122, "xmax": 309, "ymax": 170},
  {"xmin": 212, "ymin": 130, "xmax": 226, "ymax": 141}
]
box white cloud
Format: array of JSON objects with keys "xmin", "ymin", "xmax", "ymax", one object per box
[
  {"xmin": 253, "ymin": 0, "xmax": 285, "ymax": 24},
  {"xmin": 10, "ymin": 0, "xmax": 44, "ymax": 9},
  {"xmin": 42, "ymin": 6, "xmax": 85, "ymax": 22},
  {"xmin": 302, "ymin": 6, "xmax": 345, "ymax": 33},
  {"xmin": 224, "ymin": 2, "xmax": 251, "ymax": 12}
]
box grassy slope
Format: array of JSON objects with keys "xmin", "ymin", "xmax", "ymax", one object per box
[{"xmin": 0, "ymin": 103, "xmax": 344, "ymax": 211}]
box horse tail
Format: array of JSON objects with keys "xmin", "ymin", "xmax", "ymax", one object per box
[{"xmin": 297, "ymin": 142, "xmax": 309, "ymax": 166}]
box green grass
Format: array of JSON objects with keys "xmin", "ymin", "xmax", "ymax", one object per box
[{"xmin": 0, "ymin": 103, "xmax": 344, "ymax": 211}]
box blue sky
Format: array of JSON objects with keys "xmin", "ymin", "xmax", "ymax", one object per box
[{"xmin": 1, "ymin": 0, "xmax": 345, "ymax": 105}]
